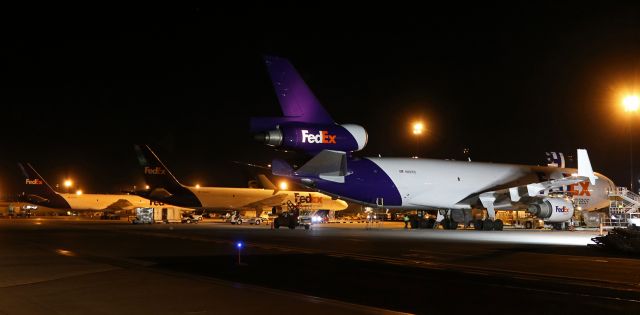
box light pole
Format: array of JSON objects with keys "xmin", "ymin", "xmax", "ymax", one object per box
[
  {"xmin": 623, "ymin": 95, "xmax": 639, "ymax": 191},
  {"xmin": 412, "ymin": 122, "xmax": 424, "ymax": 158}
]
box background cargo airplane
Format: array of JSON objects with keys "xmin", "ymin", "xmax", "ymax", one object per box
[
  {"xmin": 251, "ymin": 56, "xmax": 616, "ymax": 230},
  {"xmin": 132, "ymin": 145, "xmax": 348, "ymax": 215},
  {"xmin": 18, "ymin": 163, "xmax": 187, "ymax": 213}
]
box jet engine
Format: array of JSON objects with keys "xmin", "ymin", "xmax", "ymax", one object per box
[
  {"xmin": 526, "ymin": 197, "xmax": 575, "ymax": 223},
  {"xmin": 254, "ymin": 123, "xmax": 367, "ymax": 154}
]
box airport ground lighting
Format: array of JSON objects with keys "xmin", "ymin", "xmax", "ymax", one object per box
[
  {"xmin": 624, "ymin": 94, "xmax": 639, "ymax": 191},
  {"xmin": 279, "ymin": 181, "xmax": 288, "ymax": 190}
]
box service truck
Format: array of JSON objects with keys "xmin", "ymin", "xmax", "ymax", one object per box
[{"xmin": 132, "ymin": 207, "xmax": 183, "ymax": 224}]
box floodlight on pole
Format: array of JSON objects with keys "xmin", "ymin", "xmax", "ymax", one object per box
[
  {"xmin": 411, "ymin": 121, "xmax": 425, "ymax": 158},
  {"xmin": 623, "ymin": 94, "xmax": 639, "ymax": 191}
]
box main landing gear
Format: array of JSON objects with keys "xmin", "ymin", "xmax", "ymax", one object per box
[
  {"xmin": 438, "ymin": 208, "xmax": 504, "ymax": 231},
  {"xmin": 441, "ymin": 218, "xmax": 458, "ymax": 230},
  {"xmin": 473, "ymin": 219, "xmax": 504, "ymax": 231}
]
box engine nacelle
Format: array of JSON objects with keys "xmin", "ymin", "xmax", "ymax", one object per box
[
  {"xmin": 526, "ymin": 197, "xmax": 574, "ymax": 223},
  {"xmin": 254, "ymin": 123, "xmax": 368, "ymax": 154}
]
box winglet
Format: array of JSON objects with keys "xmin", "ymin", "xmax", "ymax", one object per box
[
  {"xmin": 271, "ymin": 159, "xmax": 294, "ymax": 177},
  {"xmin": 577, "ymin": 149, "xmax": 597, "ymax": 185},
  {"xmin": 256, "ymin": 174, "xmax": 278, "ymax": 190}
]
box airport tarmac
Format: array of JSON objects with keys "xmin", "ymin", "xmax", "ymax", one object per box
[{"xmin": 0, "ymin": 219, "xmax": 638, "ymax": 314}]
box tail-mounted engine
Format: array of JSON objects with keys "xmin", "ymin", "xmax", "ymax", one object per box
[{"xmin": 254, "ymin": 123, "xmax": 367, "ymax": 155}]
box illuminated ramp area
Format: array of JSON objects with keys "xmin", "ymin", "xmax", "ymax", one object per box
[{"xmin": 0, "ymin": 219, "xmax": 639, "ymax": 314}]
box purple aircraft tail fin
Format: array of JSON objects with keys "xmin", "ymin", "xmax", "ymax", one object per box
[{"xmin": 251, "ymin": 56, "xmax": 334, "ymax": 132}]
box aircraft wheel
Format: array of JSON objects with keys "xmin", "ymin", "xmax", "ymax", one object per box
[
  {"xmin": 482, "ymin": 219, "xmax": 494, "ymax": 231},
  {"xmin": 255, "ymin": 220, "xmax": 261, "ymax": 225},
  {"xmin": 525, "ymin": 221, "xmax": 533, "ymax": 229},
  {"xmin": 449, "ymin": 220, "xmax": 458, "ymax": 230},
  {"xmin": 274, "ymin": 220, "xmax": 280, "ymax": 229},
  {"xmin": 494, "ymin": 219, "xmax": 504, "ymax": 231},
  {"xmin": 474, "ymin": 219, "xmax": 483, "ymax": 230},
  {"xmin": 304, "ymin": 224, "xmax": 310, "ymax": 230}
]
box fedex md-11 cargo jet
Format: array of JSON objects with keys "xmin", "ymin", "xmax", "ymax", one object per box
[{"xmin": 251, "ymin": 56, "xmax": 616, "ymax": 230}]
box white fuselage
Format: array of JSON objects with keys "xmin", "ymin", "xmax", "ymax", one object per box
[
  {"xmin": 187, "ymin": 187, "xmax": 348, "ymax": 211},
  {"xmin": 60, "ymin": 193, "xmax": 165, "ymax": 211}
]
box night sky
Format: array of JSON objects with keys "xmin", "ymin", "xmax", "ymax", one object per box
[{"xmin": 2, "ymin": 4, "xmax": 640, "ymax": 197}]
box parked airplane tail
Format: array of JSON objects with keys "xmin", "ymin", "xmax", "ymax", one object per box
[
  {"xmin": 251, "ymin": 56, "xmax": 368, "ymax": 154},
  {"xmin": 250, "ymin": 55, "xmax": 335, "ymax": 133},
  {"xmin": 545, "ymin": 152, "xmax": 565, "ymax": 168},
  {"xmin": 134, "ymin": 145, "xmax": 185, "ymax": 190},
  {"xmin": 17, "ymin": 163, "xmax": 71, "ymax": 209},
  {"xmin": 133, "ymin": 145, "xmax": 202, "ymax": 207}
]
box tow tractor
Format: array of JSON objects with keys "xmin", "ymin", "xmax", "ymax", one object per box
[{"xmin": 273, "ymin": 201, "xmax": 312, "ymax": 230}]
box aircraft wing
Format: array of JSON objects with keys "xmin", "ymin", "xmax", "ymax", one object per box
[
  {"xmin": 479, "ymin": 176, "xmax": 592, "ymax": 205},
  {"xmin": 474, "ymin": 149, "xmax": 597, "ymax": 207},
  {"xmin": 242, "ymin": 193, "xmax": 289, "ymax": 209},
  {"xmin": 104, "ymin": 199, "xmax": 136, "ymax": 211}
]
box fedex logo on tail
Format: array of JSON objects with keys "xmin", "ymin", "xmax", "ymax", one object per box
[
  {"xmin": 555, "ymin": 206, "xmax": 570, "ymax": 213},
  {"xmin": 25, "ymin": 179, "xmax": 43, "ymax": 185},
  {"xmin": 301, "ymin": 130, "xmax": 336, "ymax": 144},
  {"xmin": 144, "ymin": 167, "xmax": 166, "ymax": 175}
]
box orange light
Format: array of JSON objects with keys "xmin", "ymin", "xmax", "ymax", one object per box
[
  {"xmin": 279, "ymin": 181, "xmax": 288, "ymax": 190},
  {"xmin": 412, "ymin": 122, "xmax": 424, "ymax": 135},
  {"xmin": 195, "ymin": 184, "xmax": 201, "ymax": 189},
  {"xmin": 623, "ymin": 95, "xmax": 639, "ymax": 112},
  {"xmin": 75, "ymin": 190, "xmax": 82, "ymax": 195},
  {"xmin": 64, "ymin": 179, "xmax": 73, "ymax": 188}
]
